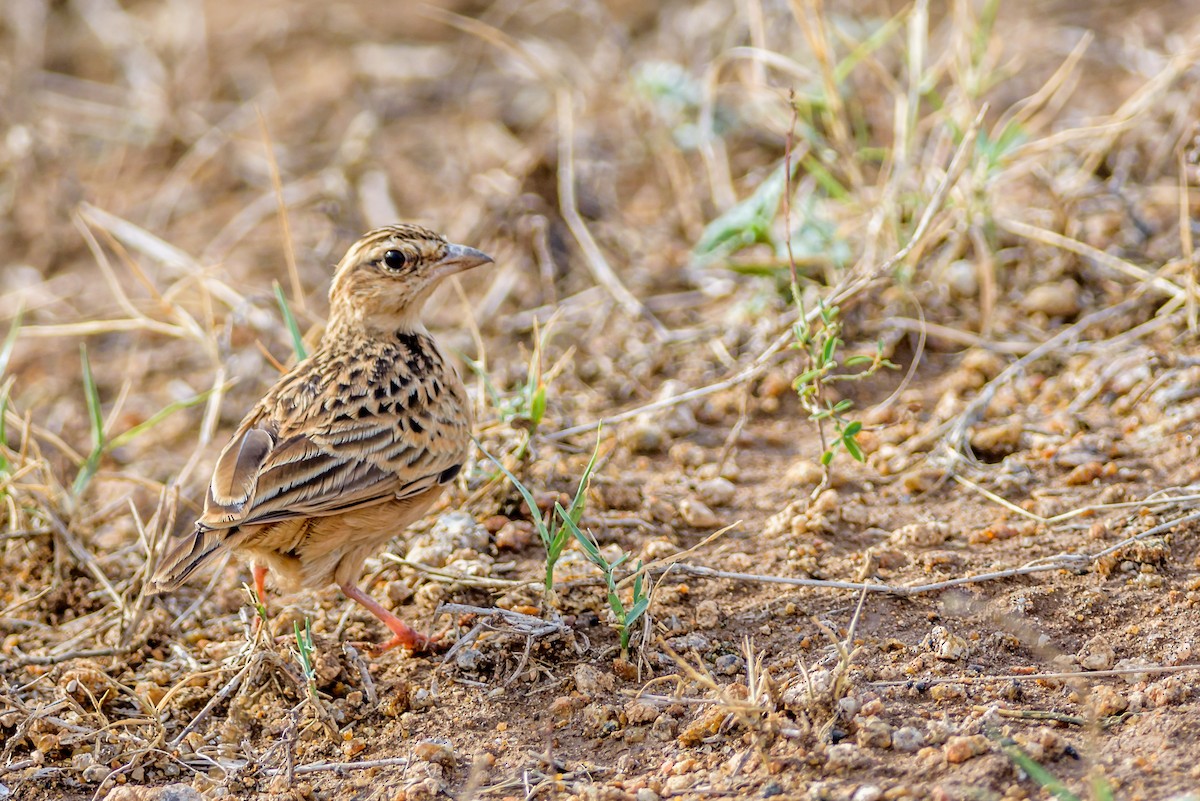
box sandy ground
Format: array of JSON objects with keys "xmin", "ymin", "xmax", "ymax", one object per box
[{"xmin": 3, "ymin": 1, "xmax": 1200, "ymax": 799}]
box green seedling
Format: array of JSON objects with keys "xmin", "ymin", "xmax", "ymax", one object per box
[
  {"xmin": 559, "ymin": 509, "xmax": 650, "ymax": 658},
  {"xmin": 73, "ymin": 344, "xmax": 216, "ymax": 497},
  {"xmin": 293, "ymin": 618, "xmax": 317, "ymax": 689},
  {"xmin": 476, "ymin": 428, "xmax": 601, "ymax": 595},
  {"xmin": 243, "ymin": 582, "xmax": 269, "ymax": 628},
  {"xmin": 273, "ymin": 280, "xmax": 307, "ymax": 361},
  {"xmin": 790, "ymin": 300, "xmax": 897, "ymax": 486},
  {"xmin": 463, "ymin": 320, "xmax": 554, "ymax": 460},
  {"xmin": 995, "ymin": 733, "xmax": 1114, "ymax": 801}
]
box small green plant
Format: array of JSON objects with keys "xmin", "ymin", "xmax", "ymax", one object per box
[
  {"xmin": 790, "ymin": 300, "xmax": 896, "ymax": 484},
  {"xmin": 995, "ymin": 732, "xmax": 1114, "ymax": 801},
  {"xmin": 476, "ymin": 429, "xmax": 601, "ymax": 595},
  {"xmin": 243, "ymin": 582, "xmax": 269, "ymax": 628},
  {"xmin": 73, "ymin": 343, "xmax": 216, "ymax": 497},
  {"xmin": 559, "ymin": 511, "xmax": 650, "ymax": 658},
  {"xmin": 273, "ymin": 280, "xmax": 307, "ymax": 360},
  {"xmin": 293, "ymin": 618, "xmax": 317, "ymax": 689},
  {"xmin": 463, "ymin": 320, "xmax": 555, "ymax": 461}
]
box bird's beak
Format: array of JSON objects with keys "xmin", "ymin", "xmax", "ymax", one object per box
[{"xmin": 434, "ymin": 243, "xmax": 494, "ymax": 278}]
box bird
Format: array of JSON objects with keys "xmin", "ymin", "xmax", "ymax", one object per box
[{"xmin": 150, "ymin": 223, "xmax": 492, "ymax": 654}]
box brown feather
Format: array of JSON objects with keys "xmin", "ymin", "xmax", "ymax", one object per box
[{"xmin": 149, "ymin": 224, "xmax": 490, "ymax": 618}]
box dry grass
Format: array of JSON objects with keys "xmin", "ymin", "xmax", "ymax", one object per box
[{"xmin": 3, "ymin": 0, "xmax": 1200, "ymax": 799}]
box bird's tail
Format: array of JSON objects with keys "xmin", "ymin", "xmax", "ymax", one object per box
[{"xmin": 149, "ymin": 524, "xmax": 232, "ymax": 593}]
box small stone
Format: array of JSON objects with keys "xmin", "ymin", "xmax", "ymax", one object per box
[
  {"xmin": 384, "ymin": 580, "xmax": 414, "ymax": 606},
  {"xmin": 409, "ymin": 688, "xmax": 435, "ymax": 711},
  {"xmin": 454, "ymin": 648, "xmax": 483, "ymax": 671},
  {"xmin": 1089, "ymin": 685, "xmax": 1129, "ymax": 717},
  {"xmin": 892, "ymin": 726, "xmax": 923, "ymax": 752},
  {"xmin": 970, "ymin": 421, "xmax": 1023, "ymax": 455},
  {"xmin": 413, "ymin": 739, "xmax": 456, "ymax": 767},
  {"xmin": 695, "ymin": 477, "xmax": 736, "ymax": 507},
  {"xmin": 714, "ymin": 654, "xmax": 744, "ymax": 675},
  {"xmin": 824, "ymin": 743, "xmax": 865, "ymax": 770},
  {"xmin": 852, "ymin": 786, "xmax": 883, "ymax": 801},
  {"xmin": 623, "ymin": 419, "xmax": 667, "ymax": 454},
  {"xmin": 943, "ymin": 734, "xmax": 989, "ymax": 764},
  {"xmin": 494, "ymin": 521, "xmax": 534, "ymax": 551},
  {"xmin": 855, "ymin": 716, "xmax": 894, "ymax": 749},
  {"xmin": 889, "ymin": 521, "xmax": 949, "ymax": 548},
  {"xmin": 624, "ymin": 701, "xmax": 660, "ymax": 725},
  {"xmin": 694, "ymin": 599, "xmax": 721, "ymax": 629},
  {"xmin": 1077, "ymin": 635, "xmax": 1116, "ymax": 671},
  {"xmin": 1021, "ymin": 278, "xmax": 1081, "ymax": 317},
  {"xmin": 679, "ymin": 498, "xmax": 720, "ymax": 528},
  {"xmin": 574, "ymin": 663, "xmax": 615, "ymax": 698},
  {"xmin": 943, "ymin": 260, "xmax": 978, "ymax": 298},
  {"xmin": 669, "ymin": 441, "xmax": 706, "ymax": 468},
  {"xmin": 786, "ymin": 459, "xmax": 825, "ymax": 486},
  {"xmin": 923, "ymin": 626, "xmax": 969, "ymax": 661},
  {"xmin": 636, "ymin": 790, "xmax": 661, "ymax": 801}
]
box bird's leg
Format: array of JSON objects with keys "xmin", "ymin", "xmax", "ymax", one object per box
[
  {"xmin": 248, "ymin": 564, "xmax": 270, "ymax": 636},
  {"xmin": 340, "ymin": 582, "xmax": 432, "ymax": 655},
  {"xmin": 253, "ymin": 564, "xmax": 269, "ymax": 608}
]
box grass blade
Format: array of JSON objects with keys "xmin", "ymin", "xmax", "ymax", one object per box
[
  {"xmin": 0, "ymin": 307, "xmax": 23, "ymax": 379},
  {"xmin": 73, "ymin": 344, "xmax": 106, "ymax": 496},
  {"xmin": 273, "ymin": 280, "xmax": 307, "ymax": 361}
]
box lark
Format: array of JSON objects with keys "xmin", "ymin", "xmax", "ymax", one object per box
[{"xmin": 151, "ymin": 224, "xmax": 491, "ymax": 654}]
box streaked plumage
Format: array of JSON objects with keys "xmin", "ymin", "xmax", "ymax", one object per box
[{"xmin": 151, "ymin": 224, "xmax": 491, "ymax": 653}]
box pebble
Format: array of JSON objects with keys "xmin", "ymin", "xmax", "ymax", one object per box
[
  {"xmin": 409, "ymin": 688, "xmax": 435, "ymax": 711},
  {"xmin": 1077, "ymin": 635, "xmax": 1116, "ymax": 671},
  {"xmin": 679, "ymin": 498, "xmax": 720, "ymax": 528},
  {"xmin": 695, "ymin": 477, "xmax": 736, "ymax": 507},
  {"xmin": 1089, "ymin": 685, "xmax": 1129, "ymax": 717},
  {"xmin": 623, "ymin": 418, "xmax": 667, "ymax": 453},
  {"xmin": 714, "ymin": 654, "xmax": 744, "ymax": 675},
  {"xmin": 454, "ymin": 648, "xmax": 483, "ymax": 671},
  {"xmin": 494, "ymin": 521, "xmax": 534, "ymax": 551},
  {"xmin": 413, "ymin": 739, "xmax": 456, "ymax": 767},
  {"xmin": 102, "ymin": 786, "xmax": 202, "ymax": 801},
  {"xmin": 694, "ymin": 599, "xmax": 720, "ymax": 629},
  {"xmin": 943, "ymin": 260, "xmax": 978, "ymax": 297},
  {"xmin": 624, "ymin": 701, "xmax": 660, "ymax": 725},
  {"xmin": 969, "ymin": 420, "xmax": 1023, "ymax": 455},
  {"xmin": 574, "ymin": 663, "xmax": 616, "ymax": 698},
  {"xmin": 852, "ymin": 786, "xmax": 884, "ymax": 801},
  {"xmin": 824, "ymin": 743, "xmax": 866, "ymax": 770},
  {"xmin": 636, "ymin": 790, "xmax": 661, "ymax": 801},
  {"xmin": 943, "ymin": 734, "xmax": 988, "ymax": 764},
  {"xmin": 1020, "ymin": 278, "xmax": 1081, "ymax": 317},
  {"xmin": 892, "ymin": 726, "xmax": 924, "ymax": 752},
  {"xmin": 888, "ymin": 521, "xmax": 949, "ymax": 548},
  {"xmin": 785, "ymin": 459, "xmax": 825, "ymax": 486},
  {"xmin": 855, "ymin": 716, "xmax": 894, "ymax": 749},
  {"xmin": 923, "ymin": 626, "xmax": 969, "ymax": 661},
  {"xmin": 1114, "ymin": 657, "xmax": 1153, "ymax": 684}
]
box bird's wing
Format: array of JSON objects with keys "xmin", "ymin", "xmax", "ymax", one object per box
[{"xmin": 151, "ymin": 363, "xmax": 465, "ymax": 591}]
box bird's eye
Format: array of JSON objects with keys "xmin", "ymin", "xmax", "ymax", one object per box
[{"xmin": 381, "ymin": 250, "xmax": 408, "ymax": 271}]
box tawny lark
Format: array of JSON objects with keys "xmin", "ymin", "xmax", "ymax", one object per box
[{"xmin": 151, "ymin": 224, "xmax": 491, "ymax": 653}]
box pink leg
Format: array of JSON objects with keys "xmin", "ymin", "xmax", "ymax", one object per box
[
  {"xmin": 252, "ymin": 564, "xmax": 269, "ymax": 610},
  {"xmin": 340, "ymin": 582, "xmax": 431, "ymax": 655}
]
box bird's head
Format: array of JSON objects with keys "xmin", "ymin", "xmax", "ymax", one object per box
[{"xmin": 328, "ymin": 224, "xmax": 492, "ymax": 332}]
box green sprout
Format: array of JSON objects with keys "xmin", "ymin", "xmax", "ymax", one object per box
[
  {"xmin": 73, "ymin": 344, "xmax": 215, "ymax": 497},
  {"xmin": 273, "ymin": 280, "xmax": 307, "ymax": 361},
  {"xmin": 559, "ymin": 510, "xmax": 651, "ymax": 658},
  {"xmin": 477, "ymin": 428, "xmax": 601, "ymax": 596}
]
